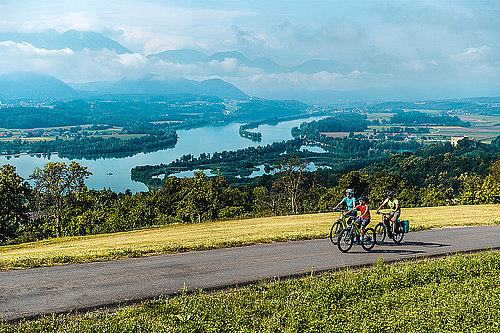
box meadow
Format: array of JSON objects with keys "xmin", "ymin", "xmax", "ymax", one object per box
[
  {"xmin": 2, "ymin": 250, "xmax": 499, "ymax": 332},
  {"xmin": 0, "ymin": 204, "xmax": 498, "ymax": 270}
]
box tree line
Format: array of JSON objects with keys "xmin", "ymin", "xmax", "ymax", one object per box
[{"xmin": 1, "ymin": 140, "xmax": 499, "ymax": 245}]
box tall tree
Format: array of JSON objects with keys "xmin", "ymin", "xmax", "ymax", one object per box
[
  {"xmin": 30, "ymin": 161, "xmax": 92, "ymax": 237},
  {"xmin": 275, "ymin": 156, "xmax": 307, "ymax": 214},
  {"xmin": 0, "ymin": 165, "xmax": 31, "ymax": 242}
]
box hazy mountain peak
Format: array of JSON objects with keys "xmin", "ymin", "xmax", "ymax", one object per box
[
  {"xmin": 57, "ymin": 30, "xmax": 131, "ymax": 54},
  {"xmin": 0, "ymin": 71, "xmax": 79, "ymax": 100},
  {"xmin": 208, "ymin": 51, "xmax": 249, "ymax": 64},
  {"xmin": 148, "ymin": 49, "xmax": 208, "ymax": 64}
]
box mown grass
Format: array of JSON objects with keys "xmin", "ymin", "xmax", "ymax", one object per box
[
  {"xmin": 2, "ymin": 251, "xmax": 499, "ymax": 332},
  {"xmin": 0, "ymin": 204, "xmax": 498, "ymax": 270}
]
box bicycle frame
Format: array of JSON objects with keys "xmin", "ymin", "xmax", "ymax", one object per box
[
  {"xmin": 334, "ymin": 208, "xmax": 355, "ymax": 229},
  {"xmin": 380, "ymin": 212, "xmax": 398, "ymax": 232}
]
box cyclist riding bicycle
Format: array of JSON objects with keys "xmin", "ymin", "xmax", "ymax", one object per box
[
  {"xmin": 346, "ymin": 196, "xmax": 370, "ymax": 242},
  {"xmin": 334, "ymin": 189, "xmax": 357, "ymax": 222},
  {"xmin": 376, "ymin": 191, "xmax": 400, "ymax": 238}
]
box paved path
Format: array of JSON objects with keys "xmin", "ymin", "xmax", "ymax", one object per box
[{"xmin": 1, "ymin": 225, "xmax": 500, "ymax": 322}]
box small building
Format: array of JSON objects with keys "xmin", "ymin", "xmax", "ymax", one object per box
[{"xmin": 451, "ymin": 136, "xmax": 477, "ymax": 147}]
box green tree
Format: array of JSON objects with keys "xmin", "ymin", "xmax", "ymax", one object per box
[
  {"xmin": 0, "ymin": 165, "xmax": 31, "ymax": 242},
  {"xmin": 490, "ymin": 158, "xmax": 500, "ymax": 183},
  {"xmin": 30, "ymin": 161, "xmax": 92, "ymax": 237},
  {"xmin": 275, "ymin": 156, "xmax": 307, "ymax": 214}
]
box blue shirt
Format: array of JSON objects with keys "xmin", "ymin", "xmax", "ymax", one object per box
[{"xmin": 342, "ymin": 196, "xmax": 357, "ymax": 210}]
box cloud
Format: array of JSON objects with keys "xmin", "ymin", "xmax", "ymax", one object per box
[
  {"xmin": 451, "ymin": 46, "xmax": 492, "ymax": 63},
  {"xmin": 0, "ymin": 41, "xmax": 74, "ymax": 56}
]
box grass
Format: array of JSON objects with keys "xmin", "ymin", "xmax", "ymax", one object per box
[
  {"xmin": 0, "ymin": 204, "xmax": 498, "ymax": 270},
  {"xmin": 2, "ymin": 250, "xmax": 499, "ymax": 332}
]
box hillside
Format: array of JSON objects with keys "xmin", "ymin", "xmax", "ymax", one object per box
[
  {"xmin": 0, "ymin": 72, "xmax": 80, "ymax": 100},
  {"xmin": 0, "ymin": 204, "xmax": 498, "ymax": 270}
]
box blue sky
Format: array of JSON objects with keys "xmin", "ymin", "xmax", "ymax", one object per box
[{"xmin": 0, "ymin": 0, "xmax": 499, "ymax": 102}]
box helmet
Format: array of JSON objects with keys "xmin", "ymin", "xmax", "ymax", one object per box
[
  {"xmin": 386, "ymin": 191, "xmax": 394, "ymax": 197},
  {"xmin": 359, "ymin": 196, "xmax": 369, "ymax": 203},
  {"xmin": 346, "ymin": 189, "xmax": 354, "ymax": 195}
]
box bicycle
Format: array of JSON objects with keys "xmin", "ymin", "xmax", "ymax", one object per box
[
  {"xmin": 374, "ymin": 212, "xmax": 405, "ymax": 244},
  {"xmin": 337, "ymin": 218, "xmax": 376, "ymax": 253},
  {"xmin": 329, "ymin": 209, "xmax": 355, "ymax": 245}
]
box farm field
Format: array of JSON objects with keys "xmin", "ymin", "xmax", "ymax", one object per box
[
  {"xmin": 1, "ymin": 204, "xmax": 498, "ymax": 270},
  {"xmin": 2, "ymin": 250, "xmax": 499, "ymax": 332},
  {"xmin": 425, "ymin": 126, "xmax": 500, "ymax": 143}
]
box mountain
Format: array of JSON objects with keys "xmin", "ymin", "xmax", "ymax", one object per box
[
  {"xmin": 207, "ymin": 51, "xmax": 250, "ymax": 64},
  {"xmin": 0, "ymin": 30, "xmax": 131, "ymax": 54},
  {"xmin": 54, "ymin": 30, "xmax": 131, "ymax": 54},
  {"xmin": 99, "ymin": 75, "xmax": 248, "ymax": 100},
  {"xmin": 147, "ymin": 49, "xmax": 344, "ymax": 74},
  {"xmin": 0, "ymin": 72, "xmax": 80, "ymax": 100},
  {"xmin": 293, "ymin": 60, "xmax": 342, "ymax": 74},
  {"xmin": 147, "ymin": 49, "xmax": 208, "ymax": 64},
  {"xmin": 249, "ymin": 57, "xmax": 286, "ymax": 72}
]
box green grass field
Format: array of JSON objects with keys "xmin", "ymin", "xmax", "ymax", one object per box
[
  {"xmin": 2, "ymin": 251, "xmax": 499, "ymax": 332},
  {"xmin": 0, "ymin": 204, "xmax": 498, "ymax": 270}
]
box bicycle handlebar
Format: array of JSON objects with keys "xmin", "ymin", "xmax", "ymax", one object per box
[{"xmin": 333, "ymin": 208, "xmax": 348, "ymax": 212}]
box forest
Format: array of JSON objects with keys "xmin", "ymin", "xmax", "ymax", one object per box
[{"xmin": 389, "ymin": 110, "xmax": 471, "ymax": 127}]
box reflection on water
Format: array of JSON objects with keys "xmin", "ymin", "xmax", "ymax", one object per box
[{"xmin": 0, "ymin": 117, "xmax": 324, "ymax": 192}]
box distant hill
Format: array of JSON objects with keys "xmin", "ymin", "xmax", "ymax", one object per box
[
  {"xmin": 0, "ymin": 30, "xmax": 131, "ymax": 54},
  {"xmin": 55, "ymin": 30, "xmax": 131, "ymax": 54},
  {"xmin": 207, "ymin": 51, "xmax": 250, "ymax": 64},
  {"xmin": 0, "ymin": 72, "xmax": 80, "ymax": 100},
  {"xmin": 147, "ymin": 49, "xmax": 344, "ymax": 74},
  {"xmin": 101, "ymin": 75, "xmax": 248, "ymax": 100},
  {"xmin": 0, "ymin": 71, "xmax": 247, "ymax": 101},
  {"xmin": 293, "ymin": 60, "xmax": 341, "ymax": 74},
  {"xmin": 147, "ymin": 49, "xmax": 208, "ymax": 64}
]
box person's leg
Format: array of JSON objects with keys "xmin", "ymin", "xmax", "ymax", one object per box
[
  {"xmin": 385, "ymin": 215, "xmax": 393, "ymax": 237},
  {"xmin": 391, "ymin": 211, "xmax": 401, "ymax": 232},
  {"xmin": 354, "ymin": 217, "xmax": 362, "ymax": 242}
]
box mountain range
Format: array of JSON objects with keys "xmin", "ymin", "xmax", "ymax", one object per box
[
  {"xmin": 148, "ymin": 49, "xmax": 341, "ymax": 74},
  {"xmin": 0, "ymin": 30, "xmax": 342, "ymax": 74},
  {"xmin": 0, "ymin": 72, "xmax": 248, "ymax": 101},
  {"xmin": 0, "ymin": 30, "xmax": 131, "ymax": 54}
]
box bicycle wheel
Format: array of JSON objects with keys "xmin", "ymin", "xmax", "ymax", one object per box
[
  {"xmin": 374, "ymin": 223, "xmax": 386, "ymax": 245},
  {"xmin": 392, "ymin": 224, "xmax": 405, "ymax": 244},
  {"xmin": 337, "ymin": 229, "xmax": 353, "ymax": 253},
  {"xmin": 361, "ymin": 228, "xmax": 376, "ymax": 251},
  {"xmin": 329, "ymin": 221, "xmax": 343, "ymax": 245}
]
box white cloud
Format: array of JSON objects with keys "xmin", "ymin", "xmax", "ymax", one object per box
[
  {"xmin": 451, "ymin": 46, "xmax": 492, "ymax": 63},
  {"xmin": 0, "ymin": 41, "xmax": 74, "ymax": 56}
]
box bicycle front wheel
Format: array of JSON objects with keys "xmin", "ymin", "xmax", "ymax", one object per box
[
  {"xmin": 337, "ymin": 229, "xmax": 353, "ymax": 253},
  {"xmin": 361, "ymin": 228, "xmax": 376, "ymax": 251},
  {"xmin": 329, "ymin": 221, "xmax": 343, "ymax": 245},
  {"xmin": 374, "ymin": 223, "xmax": 386, "ymax": 245}
]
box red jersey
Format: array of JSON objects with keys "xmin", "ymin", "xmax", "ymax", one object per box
[{"xmin": 355, "ymin": 204, "xmax": 370, "ymax": 220}]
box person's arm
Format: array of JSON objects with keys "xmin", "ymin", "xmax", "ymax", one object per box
[
  {"xmin": 376, "ymin": 199, "xmax": 387, "ymax": 213},
  {"xmin": 334, "ymin": 198, "xmax": 345, "ymax": 210}
]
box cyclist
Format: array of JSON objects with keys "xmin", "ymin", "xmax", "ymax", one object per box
[
  {"xmin": 334, "ymin": 189, "xmax": 357, "ymax": 223},
  {"xmin": 376, "ymin": 191, "xmax": 400, "ymax": 238},
  {"xmin": 346, "ymin": 196, "xmax": 370, "ymax": 242}
]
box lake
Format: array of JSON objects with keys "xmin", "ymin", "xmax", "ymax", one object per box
[{"xmin": 0, "ymin": 117, "xmax": 323, "ymax": 192}]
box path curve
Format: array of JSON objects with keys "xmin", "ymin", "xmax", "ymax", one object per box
[{"xmin": 1, "ymin": 225, "xmax": 500, "ymax": 322}]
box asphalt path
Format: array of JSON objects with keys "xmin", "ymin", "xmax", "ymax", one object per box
[{"xmin": 1, "ymin": 225, "xmax": 500, "ymax": 322}]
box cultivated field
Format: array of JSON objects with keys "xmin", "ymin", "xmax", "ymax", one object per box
[{"xmin": 0, "ymin": 204, "xmax": 498, "ymax": 270}]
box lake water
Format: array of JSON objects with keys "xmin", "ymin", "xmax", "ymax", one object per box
[{"xmin": 0, "ymin": 117, "xmax": 323, "ymax": 192}]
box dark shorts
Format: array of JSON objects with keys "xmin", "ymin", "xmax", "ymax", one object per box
[
  {"xmin": 389, "ymin": 211, "xmax": 401, "ymax": 221},
  {"xmin": 355, "ymin": 217, "xmax": 370, "ymax": 227}
]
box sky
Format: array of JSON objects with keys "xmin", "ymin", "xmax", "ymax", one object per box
[{"xmin": 0, "ymin": 0, "xmax": 499, "ymax": 102}]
